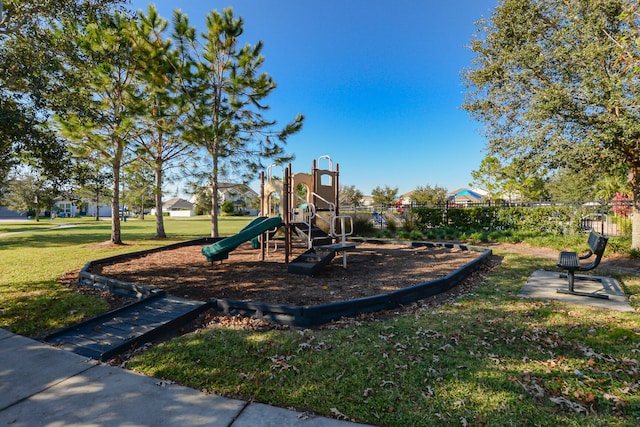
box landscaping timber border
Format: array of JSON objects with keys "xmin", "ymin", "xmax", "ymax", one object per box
[{"xmin": 76, "ymin": 237, "xmax": 492, "ymax": 327}]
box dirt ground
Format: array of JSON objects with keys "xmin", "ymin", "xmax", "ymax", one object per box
[{"xmin": 86, "ymin": 242, "xmax": 481, "ymax": 307}]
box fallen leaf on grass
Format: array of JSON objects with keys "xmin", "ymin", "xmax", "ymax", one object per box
[
  {"xmin": 268, "ymin": 354, "xmax": 300, "ymax": 373},
  {"xmin": 330, "ymin": 407, "xmax": 349, "ymax": 420},
  {"xmin": 549, "ymin": 396, "xmax": 588, "ymax": 414},
  {"xmin": 578, "ymin": 345, "xmax": 618, "ymax": 363},
  {"xmin": 438, "ymin": 343, "xmax": 453, "ymax": 352},
  {"xmin": 421, "ymin": 386, "xmax": 435, "ymax": 399}
]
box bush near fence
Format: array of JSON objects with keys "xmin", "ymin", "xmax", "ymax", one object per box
[{"xmin": 344, "ymin": 201, "xmax": 632, "ymax": 238}]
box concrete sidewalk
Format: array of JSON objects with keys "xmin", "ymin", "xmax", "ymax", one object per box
[
  {"xmin": 519, "ymin": 270, "xmax": 635, "ymax": 312},
  {"xmin": 0, "ymin": 329, "xmax": 372, "ymax": 427}
]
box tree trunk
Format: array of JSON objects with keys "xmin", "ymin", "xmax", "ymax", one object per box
[
  {"xmin": 34, "ymin": 194, "xmax": 40, "ymax": 222},
  {"xmin": 111, "ymin": 157, "xmax": 122, "ymax": 245},
  {"xmin": 94, "ymin": 191, "xmax": 100, "ymax": 221},
  {"xmin": 154, "ymin": 166, "xmax": 166, "ymax": 238},
  {"xmin": 211, "ymin": 153, "xmax": 219, "ymax": 238}
]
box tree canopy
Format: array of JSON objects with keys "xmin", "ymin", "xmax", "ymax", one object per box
[
  {"xmin": 2, "ymin": 2, "xmax": 302, "ymax": 243},
  {"xmin": 410, "ymin": 185, "xmax": 448, "ymax": 206},
  {"xmin": 0, "ymin": 0, "xmax": 125, "ymax": 197},
  {"xmin": 58, "ymin": 10, "xmax": 147, "ymax": 244},
  {"xmin": 339, "ymin": 184, "xmax": 364, "ymax": 207},
  {"xmin": 371, "ymin": 185, "xmax": 399, "ymax": 206},
  {"xmin": 463, "ymin": 0, "xmax": 640, "ymax": 248},
  {"xmin": 171, "ymin": 8, "xmax": 304, "ymax": 237}
]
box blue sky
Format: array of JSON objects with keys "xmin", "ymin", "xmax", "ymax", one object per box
[{"xmin": 128, "ymin": 0, "xmax": 497, "ymax": 196}]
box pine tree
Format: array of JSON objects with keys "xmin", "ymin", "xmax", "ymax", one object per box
[{"xmin": 172, "ymin": 8, "xmax": 304, "ymax": 237}]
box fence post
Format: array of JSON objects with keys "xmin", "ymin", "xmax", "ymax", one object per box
[{"xmin": 600, "ymin": 199, "xmax": 606, "ymax": 235}]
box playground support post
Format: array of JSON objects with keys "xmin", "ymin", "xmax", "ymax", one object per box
[
  {"xmin": 335, "ymin": 163, "xmax": 340, "ymax": 217},
  {"xmin": 284, "ymin": 164, "xmax": 292, "ymax": 264},
  {"xmin": 312, "ymin": 159, "xmax": 318, "ymax": 212}
]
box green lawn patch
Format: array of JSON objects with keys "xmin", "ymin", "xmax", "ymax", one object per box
[
  {"xmin": 0, "ymin": 216, "xmax": 252, "ymax": 336},
  {"xmin": 127, "ymin": 250, "xmax": 640, "ymax": 426}
]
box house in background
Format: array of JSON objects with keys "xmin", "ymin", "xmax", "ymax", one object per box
[
  {"xmin": 398, "ymin": 191, "xmax": 415, "ymax": 206},
  {"xmin": 152, "ymin": 198, "xmax": 195, "ymax": 217},
  {"xmin": 54, "ymin": 200, "xmax": 79, "ymax": 217},
  {"xmin": 0, "ymin": 206, "xmax": 27, "ymax": 219},
  {"xmin": 447, "ymin": 188, "xmax": 489, "ymax": 206},
  {"xmin": 218, "ymin": 183, "xmax": 259, "ymax": 215},
  {"xmin": 55, "ymin": 199, "xmax": 111, "ymax": 218},
  {"xmin": 189, "ymin": 183, "xmax": 259, "ymax": 215},
  {"xmin": 360, "ymin": 195, "xmax": 374, "ymax": 207}
]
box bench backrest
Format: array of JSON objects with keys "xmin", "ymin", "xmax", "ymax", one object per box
[
  {"xmin": 587, "ymin": 231, "xmax": 608, "ymax": 255},
  {"xmin": 585, "ymin": 231, "xmax": 608, "ymax": 270}
]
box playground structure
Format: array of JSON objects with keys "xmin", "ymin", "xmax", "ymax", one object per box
[
  {"xmin": 202, "ymin": 156, "xmax": 355, "ymax": 274},
  {"xmin": 48, "ymin": 155, "xmax": 493, "ymax": 358},
  {"xmin": 48, "ymin": 155, "xmax": 493, "ymax": 359}
]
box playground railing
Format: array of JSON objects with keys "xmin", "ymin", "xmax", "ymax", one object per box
[
  {"xmin": 310, "ymin": 192, "xmax": 335, "ymax": 234},
  {"xmin": 332, "ymin": 215, "xmax": 353, "ymax": 243}
]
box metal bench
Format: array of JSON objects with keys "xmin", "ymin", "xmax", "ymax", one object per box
[{"xmin": 557, "ymin": 231, "xmax": 608, "ymax": 299}]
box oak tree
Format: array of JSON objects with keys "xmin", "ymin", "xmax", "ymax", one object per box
[{"xmin": 464, "ymin": 0, "xmax": 640, "ymax": 247}]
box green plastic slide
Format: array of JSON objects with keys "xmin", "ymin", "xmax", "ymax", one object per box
[{"xmin": 202, "ymin": 216, "xmax": 283, "ymax": 262}]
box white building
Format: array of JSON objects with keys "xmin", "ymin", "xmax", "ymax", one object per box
[{"xmin": 151, "ymin": 198, "xmax": 195, "ymax": 217}]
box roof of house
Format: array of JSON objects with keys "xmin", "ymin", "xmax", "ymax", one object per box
[
  {"xmin": 218, "ymin": 183, "xmax": 258, "ymax": 196},
  {"xmin": 163, "ymin": 198, "xmax": 193, "ymax": 210},
  {"xmin": 448, "ymin": 188, "xmax": 485, "ymax": 200},
  {"xmin": 399, "ymin": 191, "xmax": 415, "ymax": 200}
]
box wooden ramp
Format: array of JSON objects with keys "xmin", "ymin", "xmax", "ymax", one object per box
[{"xmin": 44, "ymin": 294, "xmax": 211, "ymax": 361}]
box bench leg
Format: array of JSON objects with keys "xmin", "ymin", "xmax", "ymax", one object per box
[
  {"xmin": 568, "ymin": 270, "xmax": 575, "ymax": 293},
  {"xmin": 557, "ymin": 270, "xmax": 609, "ymax": 300},
  {"xmin": 558, "ymin": 273, "xmax": 604, "ymax": 283}
]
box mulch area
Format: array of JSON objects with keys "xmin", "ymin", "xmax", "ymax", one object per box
[
  {"xmin": 55, "ymin": 240, "xmax": 639, "ymax": 351},
  {"xmin": 57, "ymin": 240, "xmax": 639, "ymax": 316},
  {"xmin": 83, "ymin": 242, "xmax": 482, "ymax": 307}
]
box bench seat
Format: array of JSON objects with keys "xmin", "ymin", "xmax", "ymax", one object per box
[
  {"xmin": 556, "ymin": 231, "xmax": 608, "ymax": 299},
  {"xmin": 557, "ymin": 251, "xmax": 580, "ymax": 270}
]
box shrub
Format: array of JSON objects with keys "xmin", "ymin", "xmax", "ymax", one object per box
[
  {"xmin": 221, "ymin": 201, "xmax": 235, "ymax": 215},
  {"xmin": 409, "ymin": 230, "xmax": 423, "ymax": 241},
  {"xmin": 447, "ymin": 207, "xmax": 497, "ymax": 230},
  {"xmin": 412, "ymin": 207, "xmax": 445, "ymax": 228},
  {"xmin": 612, "ymin": 192, "xmax": 631, "ymax": 218},
  {"xmin": 401, "ymin": 210, "xmax": 420, "ymax": 233},
  {"xmin": 612, "ymin": 215, "xmax": 632, "ymax": 236},
  {"xmin": 606, "ymin": 236, "xmax": 631, "ymax": 254},
  {"xmin": 466, "ymin": 231, "xmax": 487, "ymax": 243},
  {"xmin": 385, "ymin": 216, "xmax": 397, "ymax": 233},
  {"xmin": 396, "ymin": 230, "xmax": 410, "ymax": 240},
  {"xmin": 352, "ymin": 215, "xmax": 375, "ymax": 236}
]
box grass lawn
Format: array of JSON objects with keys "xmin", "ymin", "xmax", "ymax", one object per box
[
  {"xmin": 2, "ymin": 217, "xmax": 640, "ymax": 426},
  {"xmin": 0, "ymin": 216, "xmax": 252, "ymax": 336},
  {"xmin": 125, "ymin": 251, "xmax": 640, "ymax": 426}
]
